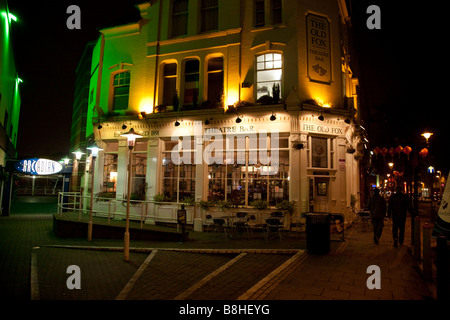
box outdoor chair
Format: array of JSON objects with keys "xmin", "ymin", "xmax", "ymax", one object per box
[
  {"xmin": 265, "ymin": 218, "xmax": 284, "ymax": 241},
  {"xmin": 233, "ymin": 212, "xmax": 249, "ymax": 235},
  {"xmin": 270, "ymin": 211, "xmax": 284, "ymax": 217},
  {"xmin": 247, "ymin": 215, "xmax": 265, "ymax": 235},
  {"xmin": 204, "ymin": 214, "xmax": 215, "ymax": 232},
  {"xmin": 212, "ymin": 218, "xmax": 229, "ymax": 239}
]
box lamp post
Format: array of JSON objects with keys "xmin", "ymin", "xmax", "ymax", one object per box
[
  {"xmin": 86, "ymin": 143, "xmax": 103, "ymax": 242},
  {"xmin": 121, "ymin": 128, "xmax": 142, "ymax": 261}
]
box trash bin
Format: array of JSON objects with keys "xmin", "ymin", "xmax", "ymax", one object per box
[{"xmin": 306, "ymin": 213, "xmax": 330, "ymax": 254}]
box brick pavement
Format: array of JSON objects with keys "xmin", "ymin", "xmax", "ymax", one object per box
[
  {"xmin": 0, "ymin": 196, "xmax": 442, "ymax": 302},
  {"xmin": 259, "ymin": 217, "xmax": 436, "ymax": 300}
]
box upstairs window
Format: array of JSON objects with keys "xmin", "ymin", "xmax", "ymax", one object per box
[
  {"xmin": 255, "ymin": 0, "xmax": 265, "ymax": 27},
  {"xmin": 162, "ymin": 63, "xmax": 178, "ymax": 107},
  {"xmin": 183, "ymin": 59, "xmax": 200, "ymax": 107},
  {"xmin": 112, "ymin": 71, "xmax": 130, "ymax": 110},
  {"xmin": 207, "ymin": 56, "xmax": 223, "ymax": 107},
  {"xmin": 256, "ymin": 53, "xmax": 282, "ymax": 100},
  {"xmin": 201, "ymin": 0, "xmax": 218, "ymax": 32},
  {"xmin": 172, "ymin": 0, "xmax": 189, "ymax": 37},
  {"xmin": 272, "ymin": 0, "xmax": 282, "ymax": 25}
]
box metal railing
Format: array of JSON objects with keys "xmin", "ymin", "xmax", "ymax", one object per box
[{"xmin": 57, "ymin": 192, "xmax": 195, "ymax": 228}]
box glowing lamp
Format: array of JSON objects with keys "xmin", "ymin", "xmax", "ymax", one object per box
[
  {"xmin": 419, "ymin": 148, "xmax": 428, "ymax": 158},
  {"xmin": 422, "ymin": 132, "xmax": 433, "ymax": 141},
  {"xmin": 121, "ymin": 128, "xmax": 142, "ymax": 149},
  {"xmin": 72, "ymin": 148, "xmax": 85, "ymax": 160},
  {"xmin": 87, "ymin": 143, "xmax": 103, "ymax": 158}
]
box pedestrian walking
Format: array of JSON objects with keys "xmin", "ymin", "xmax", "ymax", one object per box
[
  {"xmin": 367, "ymin": 188, "xmax": 386, "ymax": 244},
  {"xmin": 388, "ymin": 185, "xmax": 413, "ymax": 247}
]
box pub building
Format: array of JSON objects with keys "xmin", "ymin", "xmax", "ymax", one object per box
[{"xmin": 74, "ymin": 0, "xmax": 365, "ymax": 230}]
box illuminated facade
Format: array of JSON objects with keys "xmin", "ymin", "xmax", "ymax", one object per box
[
  {"xmin": 80, "ymin": 0, "xmax": 363, "ymax": 227},
  {"xmin": 0, "ymin": 0, "xmax": 21, "ymax": 214}
]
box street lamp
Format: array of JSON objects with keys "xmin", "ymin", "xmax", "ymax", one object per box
[
  {"xmin": 421, "ymin": 132, "xmax": 433, "ymax": 147},
  {"xmin": 72, "ymin": 148, "xmax": 85, "ymax": 161},
  {"xmin": 86, "ymin": 142, "xmax": 103, "ymax": 242},
  {"xmin": 121, "ymin": 128, "xmax": 142, "ymax": 261}
]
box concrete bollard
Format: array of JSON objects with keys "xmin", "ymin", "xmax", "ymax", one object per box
[
  {"xmin": 414, "ymin": 216, "xmax": 421, "ymax": 261},
  {"xmin": 436, "ymin": 235, "xmax": 449, "ymax": 301},
  {"xmin": 422, "ymin": 223, "xmax": 432, "ymax": 281}
]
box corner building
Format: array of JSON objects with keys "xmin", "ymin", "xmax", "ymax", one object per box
[{"xmin": 82, "ymin": 0, "xmax": 363, "ymax": 228}]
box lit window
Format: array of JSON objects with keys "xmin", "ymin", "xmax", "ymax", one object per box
[
  {"xmin": 256, "ymin": 53, "xmax": 282, "ymax": 100},
  {"xmin": 112, "ymin": 71, "xmax": 130, "ymax": 110}
]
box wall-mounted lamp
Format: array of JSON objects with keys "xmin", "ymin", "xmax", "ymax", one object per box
[
  {"xmin": 318, "ymin": 111, "xmax": 324, "ymax": 121},
  {"xmin": 174, "ymin": 119, "xmax": 181, "ymax": 127},
  {"xmin": 344, "ymin": 118, "xmax": 351, "ymax": 124},
  {"xmin": 122, "ymin": 121, "xmax": 128, "ymax": 130},
  {"xmin": 72, "ymin": 148, "xmax": 85, "ymax": 160},
  {"xmin": 270, "ymin": 112, "xmax": 276, "ymax": 121},
  {"xmin": 236, "ymin": 116, "xmax": 242, "ymax": 123},
  {"xmin": 205, "ymin": 118, "xmax": 211, "ymax": 125},
  {"xmin": 97, "ymin": 124, "xmax": 103, "ymax": 130},
  {"xmin": 62, "ymin": 157, "xmax": 70, "ymax": 166}
]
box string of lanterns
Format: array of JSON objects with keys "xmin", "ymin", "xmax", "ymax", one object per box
[{"xmin": 372, "ymin": 145, "xmax": 428, "ymax": 160}]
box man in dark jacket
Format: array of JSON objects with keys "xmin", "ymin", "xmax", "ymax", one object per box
[
  {"xmin": 388, "ymin": 186, "xmax": 413, "ymax": 247},
  {"xmin": 368, "ymin": 188, "xmax": 386, "ymax": 244}
]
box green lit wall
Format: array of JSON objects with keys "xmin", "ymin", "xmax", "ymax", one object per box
[{"xmin": 0, "ymin": 0, "xmax": 21, "ymax": 163}]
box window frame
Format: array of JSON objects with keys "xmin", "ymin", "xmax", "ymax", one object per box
[
  {"xmin": 111, "ymin": 70, "xmax": 131, "ymax": 111},
  {"xmin": 171, "ymin": 0, "xmax": 189, "ymax": 38},
  {"xmin": 255, "ymin": 52, "xmax": 283, "ymax": 101}
]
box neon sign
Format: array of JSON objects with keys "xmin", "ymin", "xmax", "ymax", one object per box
[{"xmin": 15, "ymin": 158, "xmax": 63, "ymax": 175}]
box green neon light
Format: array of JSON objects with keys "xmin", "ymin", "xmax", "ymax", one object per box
[
  {"xmin": 8, "ymin": 13, "xmax": 17, "ymax": 22},
  {"xmin": 1, "ymin": 11, "xmax": 16, "ymax": 23}
]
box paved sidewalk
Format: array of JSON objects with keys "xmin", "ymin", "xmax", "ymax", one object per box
[
  {"xmin": 256, "ymin": 217, "xmax": 436, "ymax": 300},
  {"xmin": 0, "ymin": 196, "xmax": 440, "ymax": 302}
]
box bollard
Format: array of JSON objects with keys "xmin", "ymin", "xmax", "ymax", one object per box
[
  {"xmin": 414, "ymin": 216, "xmax": 421, "ymax": 261},
  {"xmin": 422, "ymin": 223, "xmax": 432, "ymax": 281},
  {"xmin": 436, "ymin": 235, "xmax": 449, "ymax": 301}
]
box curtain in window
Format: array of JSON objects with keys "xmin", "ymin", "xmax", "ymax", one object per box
[{"xmin": 256, "ymin": 53, "xmax": 282, "ymax": 100}]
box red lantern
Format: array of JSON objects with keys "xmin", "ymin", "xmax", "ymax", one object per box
[
  {"xmin": 403, "ymin": 146, "xmax": 412, "ymax": 159},
  {"xmin": 373, "ymin": 147, "xmax": 380, "ymax": 156},
  {"xmin": 388, "ymin": 147, "xmax": 395, "ymax": 157},
  {"xmin": 380, "ymin": 147, "xmax": 388, "ymax": 158},
  {"xmin": 395, "ymin": 145, "xmax": 403, "ymax": 154},
  {"xmin": 419, "ymin": 148, "xmax": 428, "ymax": 158}
]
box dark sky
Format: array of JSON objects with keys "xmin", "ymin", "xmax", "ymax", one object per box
[
  {"xmin": 7, "ymin": 1, "xmax": 449, "ymax": 172},
  {"xmin": 8, "ymin": 0, "xmax": 141, "ymax": 159}
]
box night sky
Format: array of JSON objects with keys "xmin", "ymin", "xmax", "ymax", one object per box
[{"xmin": 7, "ymin": 1, "xmax": 449, "ymax": 173}]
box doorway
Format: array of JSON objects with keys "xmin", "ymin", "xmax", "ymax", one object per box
[{"xmin": 314, "ymin": 177, "xmax": 330, "ymax": 212}]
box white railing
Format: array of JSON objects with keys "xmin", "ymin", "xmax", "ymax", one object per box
[{"xmin": 57, "ymin": 192, "xmax": 196, "ymax": 227}]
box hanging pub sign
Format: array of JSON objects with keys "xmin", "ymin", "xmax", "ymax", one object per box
[
  {"xmin": 14, "ymin": 158, "xmax": 63, "ymax": 175},
  {"xmin": 306, "ymin": 13, "xmax": 332, "ymax": 84}
]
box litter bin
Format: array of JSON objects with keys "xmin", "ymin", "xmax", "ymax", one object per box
[{"xmin": 306, "ymin": 213, "xmax": 330, "ymax": 254}]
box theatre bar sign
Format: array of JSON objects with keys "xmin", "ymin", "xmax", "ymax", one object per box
[{"xmin": 14, "ymin": 158, "xmax": 63, "ymax": 176}]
